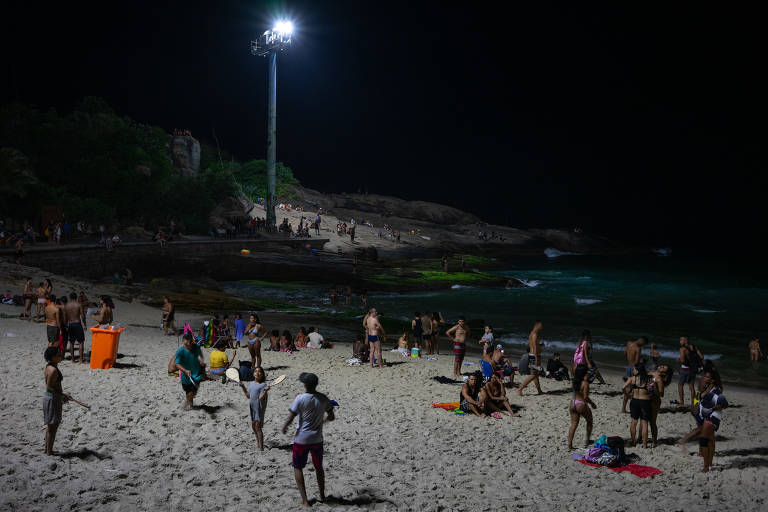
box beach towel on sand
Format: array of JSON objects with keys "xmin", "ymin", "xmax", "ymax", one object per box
[
  {"xmin": 432, "ymin": 402, "xmax": 460, "ymax": 411},
  {"xmin": 573, "ymin": 457, "xmax": 662, "ymax": 478}
]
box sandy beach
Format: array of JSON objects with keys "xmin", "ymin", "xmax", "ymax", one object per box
[{"xmin": 1, "ymin": 274, "xmax": 767, "ymax": 512}]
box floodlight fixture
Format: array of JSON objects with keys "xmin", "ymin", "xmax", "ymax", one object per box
[{"xmin": 251, "ymin": 20, "xmax": 294, "ymax": 56}]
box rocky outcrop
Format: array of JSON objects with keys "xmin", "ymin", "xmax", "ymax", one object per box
[
  {"xmin": 209, "ymin": 193, "xmax": 255, "ymax": 227},
  {"xmin": 170, "ymin": 135, "xmax": 200, "ymax": 176},
  {"xmin": 287, "ymin": 187, "xmax": 479, "ymax": 226}
]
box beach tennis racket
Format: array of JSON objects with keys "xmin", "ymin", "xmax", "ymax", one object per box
[
  {"xmin": 226, "ymin": 368, "xmax": 240, "ymax": 382},
  {"xmin": 270, "ymin": 375, "xmax": 286, "ymax": 386}
]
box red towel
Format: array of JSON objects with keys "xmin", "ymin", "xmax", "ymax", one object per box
[{"xmin": 576, "ymin": 459, "xmax": 662, "ymax": 478}]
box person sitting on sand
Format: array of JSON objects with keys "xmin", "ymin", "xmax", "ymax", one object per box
[
  {"xmin": 174, "ymin": 332, "xmax": 206, "ymax": 409},
  {"xmin": 397, "ymin": 332, "xmax": 410, "ymax": 353},
  {"xmin": 238, "ymin": 366, "xmax": 269, "ymax": 451},
  {"xmin": 446, "ymin": 317, "xmax": 470, "ymax": 380},
  {"xmin": 353, "ymin": 334, "xmax": 369, "ymax": 362},
  {"xmin": 482, "ymin": 373, "xmax": 519, "ymax": 417},
  {"xmin": 208, "ymin": 340, "xmax": 234, "ymax": 378},
  {"xmin": 280, "ymin": 330, "xmax": 297, "ymax": 352},
  {"xmin": 267, "ymin": 329, "xmax": 280, "ymax": 351},
  {"xmin": 568, "ymin": 365, "xmax": 596, "ymax": 450},
  {"xmin": 546, "ymin": 352, "xmax": 569, "ymax": 381},
  {"xmin": 460, "ymin": 372, "xmax": 484, "ymax": 417},
  {"xmin": 295, "ymin": 327, "xmax": 308, "ymax": 348},
  {"xmin": 490, "ymin": 345, "xmax": 515, "ymax": 386},
  {"xmin": 621, "ymin": 360, "xmax": 653, "ymax": 448},
  {"xmin": 307, "ymin": 326, "xmax": 323, "ymax": 349},
  {"xmin": 517, "ymin": 321, "xmax": 544, "ymax": 396},
  {"xmin": 749, "ymin": 337, "xmax": 762, "ymax": 361},
  {"xmin": 43, "ymin": 346, "xmax": 68, "ymax": 455},
  {"xmin": 245, "ymin": 315, "xmax": 266, "ymax": 368}
]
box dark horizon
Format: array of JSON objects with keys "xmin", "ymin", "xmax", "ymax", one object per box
[{"xmin": 2, "ymin": 1, "xmax": 765, "ymax": 252}]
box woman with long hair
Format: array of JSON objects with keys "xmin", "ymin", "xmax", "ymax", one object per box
[
  {"xmin": 568, "ymin": 365, "xmax": 596, "ymax": 449},
  {"xmin": 622, "ymin": 360, "xmax": 652, "ymax": 448},
  {"xmin": 245, "ymin": 314, "xmax": 266, "ymax": 368}
]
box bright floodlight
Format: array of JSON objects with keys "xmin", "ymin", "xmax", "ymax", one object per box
[{"xmin": 273, "ymin": 21, "xmax": 293, "ymax": 35}]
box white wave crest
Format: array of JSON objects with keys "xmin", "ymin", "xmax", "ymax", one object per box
[
  {"xmin": 544, "ymin": 248, "xmax": 582, "ymax": 258},
  {"xmin": 574, "ymin": 297, "xmax": 602, "ymax": 305},
  {"xmin": 652, "ymin": 247, "xmax": 672, "ymax": 256},
  {"xmin": 518, "ymin": 279, "xmax": 540, "ymax": 288}
]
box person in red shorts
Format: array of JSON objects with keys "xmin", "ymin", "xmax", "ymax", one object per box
[{"xmin": 281, "ymin": 372, "xmax": 335, "ymax": 507}]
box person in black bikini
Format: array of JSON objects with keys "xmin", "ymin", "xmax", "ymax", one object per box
[
  {"xmin": 622, "ymin": 360, "xmax": 653, "ymax": 448},
  {"xmin": 43, "ymin": 347, "xmax": 69, "ymax": 455}
]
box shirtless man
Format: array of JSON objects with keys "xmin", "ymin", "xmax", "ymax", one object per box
[
  {"xmin": 44, "ymin": 297, "xmax": 61, "ymax": 348},
  {"xmin": 446, "ymin": 317, "xmax": 471, "ymax": 380},
  {"xmin": 35, "ymin": 282, "xmax": 47, "ymax": 320},
  {"xmin": 676, "ymin": 336, "xmax": 695, "ymax": 408},
  {"xmin": 517, "ymin": 321, "xmax": 544, "ymax": 396},
  {"xmin": 621, "ymin": 336, "xmax": 647, "ymax": 413},
  {"xmin": 748, "ymin": 338, "xmax": 762, "ymax": 361},
  {"xmin": 64, "ymin": 292, "xmax": 87, "ymax": 363},
  {"xmin": 161, "ymin": 297, "xmax": 177, "ymax": 336},
  {"xmin": 22, "ymin": 278, "xmax": 34, "ymax": 321},
  {"xmin": 363, "ymin": 308, "xmax": 386, "ymax": 369}
]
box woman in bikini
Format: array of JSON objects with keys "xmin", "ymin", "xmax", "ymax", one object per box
[
  {"xmin": 621, "ymin": 360, "xmax": 652, "ymax": 448},
  {"xmin": 568, "ymin": 365, "xmax": 596, "ymax": 450},
  {"xmin": 245, "ymin": 314, "xmax": 266, "ymax": 368},
  {"xmin": 22, "ymin": 279, "xmax": 34, "ymax": 321},
  {"xmin": 645, "ymin": 364, "xmax": 673, "ymax": 447}
]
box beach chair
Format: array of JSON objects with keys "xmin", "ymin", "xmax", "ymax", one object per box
[{"xmin": 480, "ymin": 360, "xmax": 494, "ymax": 383}]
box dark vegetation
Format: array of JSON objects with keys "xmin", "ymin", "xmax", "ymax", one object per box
[{"xmin": 0, "ymin": 97, "xmax": 299, "ymax": 234}]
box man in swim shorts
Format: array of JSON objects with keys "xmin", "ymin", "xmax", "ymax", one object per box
[
  {"xmin": 621, "ymin": 336, "xmax": 647, "ymax": 412},
  {"xmin": 35, "ymin": 282, "xmax": 47, "ymax": 320},
  {"xmin": 281, "ymin": 373, "xmax": 335, "ymax": 507},
  {"xmin": 749, "ymin": 337, "xmax": 762, "ymax": 361},
  {"xmin": 363, "ymin": 308, "xmax": 386, "ymax": 369},
  {"xmin": 677, "ymin": 336, "xmax": 696, "ymax": 407},
  {"xmin": 64, "ymin": 292, "xmax": 87, "ymax": 363},
  {"xmin": 44, "ymin": 297, "xmax": 61, "ymax": 347},
  {"xmin": 446, "ymin": 316, "xmax": 470, "ymax": 380},
  {"xmin": 517, "ymin": 321, "xmax": 544, "ymax": 396}
]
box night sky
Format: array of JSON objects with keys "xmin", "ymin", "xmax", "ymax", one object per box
[{"xmin": 2, "ymin": 1, "xmax": 765, "ymax": 252}]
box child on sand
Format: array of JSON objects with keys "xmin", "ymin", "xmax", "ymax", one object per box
[
  {"xmin": 239, "ymin": 367, "xmax": 269, "ymax": 451},
  {"xmin": 43, "ymin": 347, "xmax": 68, "ymax": 455}
]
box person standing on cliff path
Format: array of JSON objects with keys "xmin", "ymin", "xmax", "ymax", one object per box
[{"xmin": 442, "ymin": 254, "xmax": 448, "ymax": 273}]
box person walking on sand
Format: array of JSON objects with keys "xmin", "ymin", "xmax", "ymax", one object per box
[
  {"xmin": 621, "ymin": 336, "xmax": 647, "ymax": 413},
  {"xmin": 364, "ymin": 308, "xmax": 386, "ymax": 369},
  {"xmin": 64, "ymin": 292, "xmax": 87, "ymax": 363},
  {"xmin": 517, "ymin": 321, "xmax": 544, "ymax": 396},
  {"xmin": 281, "ymin": 373, "xmax": 335, "ymax": 507},
  {"xmin": 239, "ymin": 366, "xmax": 270, "ymax": 451},
  {"xmin": 43, "ymin": 347, "xmax": 69, "ymax": 455},
  {"xmin": 174, "ymin": 332, "xmax": 206, "ymax": 409},
  {"xmin": 161, "ymin": 297, "xmax": 177, "ymax": 336},
  {"xmin": 749, "ymin": 338, "xmax": 762, "ymax": 361},
  {"xmin": 446, "ymin": 317, "xmax": 471, "ymax": 379}
]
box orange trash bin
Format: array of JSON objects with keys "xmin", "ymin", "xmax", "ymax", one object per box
[{"xmin": 89, "ymin": 326, "xmax": 125, "ymax": 369}]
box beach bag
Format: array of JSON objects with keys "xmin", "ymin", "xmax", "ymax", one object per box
[
  {"xmin": 574, "ymin": 340, "xmax": 586, "ymax": 365},
  {"xmin": 238, "ymin": 360, "xmax": 254, "ymax": 381},
  {"xmin": 606, "ymin": 436, "xmax": 626, "ymax": 462}
]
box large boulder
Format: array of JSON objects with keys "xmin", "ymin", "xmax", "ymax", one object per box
[
  {"xmin": 170, "ymin": 135, "xmax": 201, "ymax": 176},
  {"xmin": 209, "ymin": 192, "xmax": 255, "ymax": 227}
]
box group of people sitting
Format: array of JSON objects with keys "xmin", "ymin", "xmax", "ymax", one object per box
[{"xmin": 459, "ymin": 371, "xmax": 520, "ymax": 418}]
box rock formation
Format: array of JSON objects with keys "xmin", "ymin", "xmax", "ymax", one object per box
[
  {"xmin": 208, "ymin": 192, "xmax": 255, "ymax": 228},
  {"xmin": 170, "ymin": 135, "xmax": 201, "ymax": 176}
]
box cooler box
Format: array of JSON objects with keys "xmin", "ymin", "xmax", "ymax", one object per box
[{"xmin": 89, "ymin": 326, "xmax": 125, "ymax": 369}]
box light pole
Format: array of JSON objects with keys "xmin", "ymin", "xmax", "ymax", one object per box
[{"xmin": 251, "ymin": 21, "xmax": 293, "ymax": 231}]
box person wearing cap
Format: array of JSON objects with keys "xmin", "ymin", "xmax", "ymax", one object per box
[
  {"xmin": 174, "ymin": 332, "xmax": 206, "ymax": 409},
  {"xmin": 281, "ymin": 373, "xmax": 335, "ymax": 507},
  {"xmin": 490, "ymin": 344, "xmax": 515, "ymax": 386}
]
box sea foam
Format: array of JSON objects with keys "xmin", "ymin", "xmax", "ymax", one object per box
[
  {"xmin": 544, "ymin": 248, "xmax": 581, "ymax": 258},
  {"xmin": 574, "ymin": 297, "xmax": 602, "ymax": 305}
]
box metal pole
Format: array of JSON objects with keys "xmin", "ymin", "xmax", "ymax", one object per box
[{"xmin": 266, "ymin": 50, "xmax": 277, "ymax": 231}]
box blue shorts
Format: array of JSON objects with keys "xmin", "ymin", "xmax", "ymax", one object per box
[{"xmin": 367, "ymin": 335, "xmax": 379, "ymax": 343}]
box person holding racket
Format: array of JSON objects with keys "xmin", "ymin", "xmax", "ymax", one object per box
[
  {"xmin": 282, "ymin": 373, "xmax": 335, "ymax": 507},
  {"xmin": 174, "ymin": 332, "xmax": 206, "ymax": 409},
  {"xmin": 238, "ymin": 367, "xmax": 270, "ymax": 451}
]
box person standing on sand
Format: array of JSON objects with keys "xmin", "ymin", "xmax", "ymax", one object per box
[
  {"xmin": 174, "ymin": 332, "xmax": 206, "ymax": 409},
  {"xmin": 43, "ymin": 347, "xmax": 69, "ymax": 455},
  {"xmin": 446, "ymin": 317, "xmax": 470, "ymax": 379},
  {"xmin": 360, "ymin": 292, "xmax": 368, "ymax": 311},
  {"xmin": 363, "ymin": 308, "xmax": 386, "ymax": 369},
  {"xmin": 568, "ymin": 365, "xmax": 596, "ymax": 450},
  {"xmin": 64, "ymin": 292, "xmax": 87, "ymax": 363},
  {"xmin": 246, "ymin": 314, "xmax": 267, "ymax": 368},
  {"xmin": 22, "ymin": 278, "xmax": 33, "ymax": 320},
  {"xmin": 676, "ymin": 336, "xmax": 696, "ymax": 408},
  {"xmin": 442, "ymin": 254, "xmax": 448, "ymax": 273},
  {"xmin": 281, "ymin": 373, "xmax": 335, "ymax": 507},
  {"xmin": 238, "ymin": 366, "xmax": 269, "ymax": 451},
  {"xmin": 621, "ymin": 336, "xmax": 647, "ymax": 413},
  {"xmin": 161, "ymin": 297, "xmax": 177, "ymax": 336},
  {"xmin": 748, "ymin": 338, "xmax": 762, "ymax": 361},
  {"xmin": 234, "ymin": 313, "xmax": 246, "ymax": 348},
  {"xmin": 44, "ymin": 297, "xmax": 61, "ymax": 348},
  {"xmin": 35, "ymin": 282, "xmax": 46, "ymax": 320},
  {"xmin": 411, "ymin": 312, "xmax": 424, "ymax": 351},
  {"xmin": 517, "ymin": 321, "xmax": 544, "ymax": 396},
  {"xmin": 430, "ymin": 312, "xmax": 441, "ymax": 355}
]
